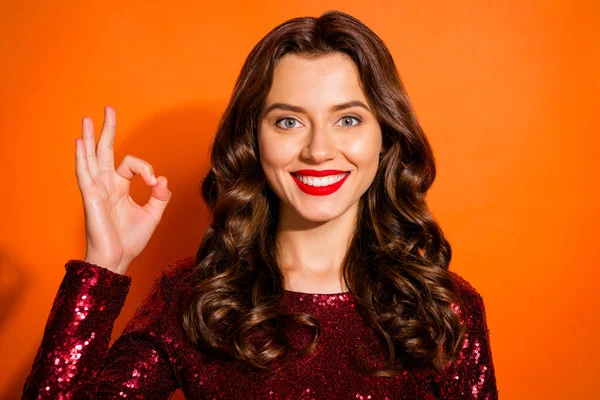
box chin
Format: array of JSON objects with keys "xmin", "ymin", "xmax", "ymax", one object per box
[{"xmin": 294, "ymin": 204, "xmax": 349, "ymax": 223}]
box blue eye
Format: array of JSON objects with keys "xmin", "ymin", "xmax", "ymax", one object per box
[
  {"xmin": 275, "ymin": 115, "xmax": 361, "ymax": 130},
  {"xmin": 337, "ymin": 116, "xmax": 361, "ymax": 127},
  {"xmin": 276, "ymin": 117, "xmax": 301, "ymax": 129}
]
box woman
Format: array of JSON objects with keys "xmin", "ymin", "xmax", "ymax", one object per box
[{"xmin": 23, "ymin": 10, "xmax": 498, "ymax": 399}]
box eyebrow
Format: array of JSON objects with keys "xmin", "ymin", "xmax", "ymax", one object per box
[{"xmin": 262, "ymin": 100, "xmax": 371, "ymax": 116}]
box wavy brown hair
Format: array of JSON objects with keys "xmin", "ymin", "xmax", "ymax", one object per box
[{"xmin": 181, "ymin": 10, "xmax": 466, "ymax": 376}]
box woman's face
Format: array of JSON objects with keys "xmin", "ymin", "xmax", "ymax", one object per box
[{"xmin": 258, "ymin": 52, "xmax": 382, "ymax": 223}]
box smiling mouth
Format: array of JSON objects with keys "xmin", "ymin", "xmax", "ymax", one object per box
[
  {"xmin": 290, "ymin": 171, "xmax": 350, "ymax": 196},
  {"xmin": 290, "ymin": 172, "xmax": 350, "ymax": 187}
]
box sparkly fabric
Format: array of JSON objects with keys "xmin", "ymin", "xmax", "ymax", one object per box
[{"xmin": 23, "ymin": 256, "xmax": 498, "ymax": 399}]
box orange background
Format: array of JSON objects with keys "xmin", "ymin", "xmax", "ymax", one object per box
[{"xmin": 1, "ymin": 1, "xmax": 598, "ymax": 398}]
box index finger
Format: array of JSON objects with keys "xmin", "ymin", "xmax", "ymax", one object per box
[{"xmin": 96, "ymin": 105, "xmax": 116, "ymax": 171}]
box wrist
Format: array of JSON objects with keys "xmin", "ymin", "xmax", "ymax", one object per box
[{"xmin": 83, "ymin": 256, "xmax": 130, "ymax": 275}]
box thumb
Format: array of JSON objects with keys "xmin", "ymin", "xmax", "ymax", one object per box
[{"xmin": 143, "ymin": 176, "xmax": 172, "ymax": 222}]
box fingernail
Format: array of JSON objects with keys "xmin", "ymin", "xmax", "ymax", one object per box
[{"xmin": 151, "ymin": 175, "xmax": 157, "ymax": 184}]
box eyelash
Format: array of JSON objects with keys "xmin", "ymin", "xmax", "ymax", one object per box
[{"xmin": 275, "ymin": 115, "xmax": 362, "ymax": 130}]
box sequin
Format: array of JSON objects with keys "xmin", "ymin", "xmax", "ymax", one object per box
[{"xmin": 22, "ymin": 256, "xmax": 498, "ymax": 399}]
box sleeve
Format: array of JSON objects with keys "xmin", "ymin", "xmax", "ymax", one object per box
[
  {"xmin": 434, "ymin": 275, "xmax": 499, "ymax": 399},
  {"xmin": 22, "ymin": 260, "xmax": 178, "ymax": 400}
]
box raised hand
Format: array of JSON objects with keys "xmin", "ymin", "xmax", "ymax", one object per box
[{"xmin": 74, "ymin": 106, "xmax": 172, "ymax": 275}]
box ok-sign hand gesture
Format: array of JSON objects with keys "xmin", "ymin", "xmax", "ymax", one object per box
[{"xmin": 75, "ymin": 106, "xmax": 172, "ymax": 275}]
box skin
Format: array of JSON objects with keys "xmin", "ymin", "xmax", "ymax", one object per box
[
  {"xmin": 75, "ymin": 106, "xmax": 172, "ymax": 275},
  {"xmin": 257, "ymin": 52, "xmax": 383, "ymax": 294}
]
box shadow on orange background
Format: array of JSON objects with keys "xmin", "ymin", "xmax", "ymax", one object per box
[{"xmin": 0, "ymin": 1, "xmax": 598, "ymax": 399}]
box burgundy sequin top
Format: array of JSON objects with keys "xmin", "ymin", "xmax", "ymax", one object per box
[{"xmin": 23, "ymin": 256, "xmax": 498, "ymax": 399}]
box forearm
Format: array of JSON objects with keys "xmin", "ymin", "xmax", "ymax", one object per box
[{"xmin": 23, "ymin": 260, "xmax": 131, "ymax": 398}]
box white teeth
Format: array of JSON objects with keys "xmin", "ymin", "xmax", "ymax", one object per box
[{"xmin": 296, "ymin": 173, "xmax": 348, "ymax": 186}]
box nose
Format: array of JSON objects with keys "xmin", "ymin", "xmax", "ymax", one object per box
[{"xmin": 301, "ymin": 123, "xmax": 337, "ymax": 163}]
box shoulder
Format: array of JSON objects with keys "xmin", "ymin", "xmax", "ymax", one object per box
[
  {"xmin": 155, "ymin": 255, "xmax": 197, "ymax": 299},
  {"xmin": 139, "ymin": 255, "xmax": 197, "ymax": 295},
  {"xmin": 447, "ymin": 270, "xmax": 483, "ymax": 302},
  {"xmin": 162, "ymin": 255, "xmax": 197, "ymax": 281},
  {"xmin": 132, "ymin": 255, "xmax": 197, "ymax": 311},
  {"xmin": 446, "ymin": 270, "xmax": 489, "ymax": 330},
  {"xmin": 122, "ymin": 256, "xmax": 196, "ymax": 334}
]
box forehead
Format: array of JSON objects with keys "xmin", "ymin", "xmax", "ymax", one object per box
[{"xmin": 265, "ymin": 52, "xmax": 367, "ymax": 109}]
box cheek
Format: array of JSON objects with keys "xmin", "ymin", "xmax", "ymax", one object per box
[
  {"xmin": 342, "ymin": 129, "xmax": 382, "ymax": 168},
  {"xmin": 258, "ymin": 132, "xmax": 296, "ymax": 177}
]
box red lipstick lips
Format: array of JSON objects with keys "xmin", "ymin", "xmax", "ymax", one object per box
[{"xmin": 290, "ymin": 169, "xmax": 350, "ymax": 196}]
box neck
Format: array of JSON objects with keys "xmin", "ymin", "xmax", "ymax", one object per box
[{"xmin": 275, "ymin": 201, "xmax": 358, "ymax": 293}]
